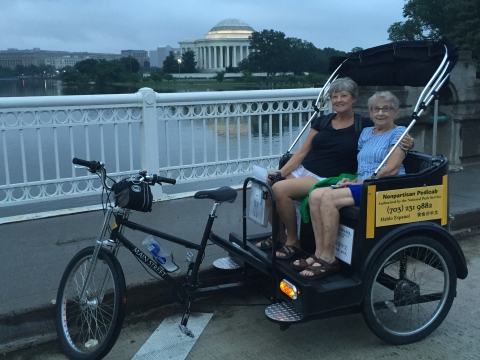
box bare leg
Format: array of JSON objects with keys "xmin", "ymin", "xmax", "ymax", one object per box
[
  {"xmin": 255, "ymin": 182, "xmax": 287, "ymax": 248},
  {"xmin": 300, "ymin": 188, "xmax": 354, "ymax": 276},
  {"xmin": 272, "ymin": 176, "xmax": 319, "ymax": 257},
  {"xmin": 292, "ymin": 187, "xmax": 329, "ymax": 267}
]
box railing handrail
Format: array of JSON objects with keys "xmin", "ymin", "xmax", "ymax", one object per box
[
  {"xmin": 0, "ymin": 87, "xmax": 320, "ymax": 213},
  {"xmin": 0, "ymin": 92, "xmax": 142, "ymax": 109}
]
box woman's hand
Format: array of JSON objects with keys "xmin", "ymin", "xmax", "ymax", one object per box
[
  {"xmin": 399, "ymin": 133, "xmax": 414, "ymax": 151},
  {"xmin": 336, "ymin": 178, "xmax": 356, "ymax": 187},
  {"xmin": 267, "ymin": 171, "xmax": 284, "ymax": 185}
]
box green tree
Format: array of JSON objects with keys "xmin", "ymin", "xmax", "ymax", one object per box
[
  {"xmin": 248, "ymin": 30, "xmax": 290, "ymax": 76},
  {"xmin": 287, "ymin": 38, "xmax": 317, "ymax": 75},
  {"xmin": 214, "ymin": 70, "xmax": 226, "ymax": 82},
  {"xmin": 38, "ymin": 64, "xmax": 55, "ymax": 76},
  {"xmin": 14, "ymin": 64, "xmax": 26, "ymax": 76},
  {"xmin": 74, "ymin": 58, "xmax": 99, "ymax": 80},
  {"xmin": 120, "ymin": 56, "xmax": 140, "ymax": 74},
  {"xmin": 0, "ymin": 66, "xmax": 14, "ymax": 77},
  {"xmin": 94, "ymin": 59, "xmax": 121, "ymax": 85},
  {"xmin": 163, "ymin": 73, "xmax": 174, "ymax": 83},
  {"xmin": 241, "ymin": 70, "xmax": 255, "ymax": 84},
  {"xmin": 181, "ymin": 50, "xmax": 197, "ymax": 73},
  {"xmin": 239, "ymin": 30, "xmax": 345, "ymax": 76},
  {"xmin": 59, "ymin": 68, "xmax": 80, "ymax": 85},
  {"xmin": 350, "ymin": 47, "xmax": 364, "ymax": 53},
  {"xmin": 163, "ymin": 51, "xmax": 179, "ymax": 74},
  {"xmin": 388, "ymin": 0, "xmax": 480, "ymax": 65},
  {"xmin": 149, "ymin": 70, "xmax": 163, "ymax": 90}
]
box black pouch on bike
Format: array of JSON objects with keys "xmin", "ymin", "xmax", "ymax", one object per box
[{"xmin": 111, "ymin": 179, "xmax": 153, "ymax": 212}]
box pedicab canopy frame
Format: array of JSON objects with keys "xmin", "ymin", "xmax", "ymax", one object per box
[{"xmin": 281, "ymin": 38, "xmax": 458, "ymax": 171}]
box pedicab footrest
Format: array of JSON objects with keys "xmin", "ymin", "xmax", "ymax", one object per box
[{"xmin": 265, "ymin": 302, "xmax": 305, "ymax": 323}]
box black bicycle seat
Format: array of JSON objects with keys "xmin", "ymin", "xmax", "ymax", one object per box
[{"xmin": 194, "ymin": 186, "xmax": 237, "ymax": 203}]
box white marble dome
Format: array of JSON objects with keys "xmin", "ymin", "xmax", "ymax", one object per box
[{"xmin": 205, "ymin": 19, "xmax": 254, "ymax": 39}]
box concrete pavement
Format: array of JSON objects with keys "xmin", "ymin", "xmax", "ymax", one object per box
[
  {"xmin": 6, "ymin": 232, "xmax": 480, "ymax": 360},
  {"xmin": 1, "ymin": 163, "xmax": 480, "ymax": 354}
]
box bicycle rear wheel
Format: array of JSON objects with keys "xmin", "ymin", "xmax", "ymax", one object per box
[
  {"xmin": 362, "ymin": 236, "xmax": 456, "ymax": 344},
  {"xmin": 56, "ymin": 246, "xmax": 126, "ymax": 360}
]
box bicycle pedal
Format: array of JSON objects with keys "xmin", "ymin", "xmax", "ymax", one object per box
[{"xmin": 178, "ymin": 324, "xmax": 195, "ymax": 338}]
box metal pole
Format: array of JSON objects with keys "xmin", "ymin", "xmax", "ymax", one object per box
[{"xmin": 432, "ymin": 96, "xmax": 439, "ymax": 157}]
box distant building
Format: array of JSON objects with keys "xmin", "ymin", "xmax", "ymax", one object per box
[
  {"xmin": 0, "ymin": 48, "xmax": 130, "ymax": 69},
  {"xmin": 179, "ymin": 18, "xmax": 254, "ymax": 72},
  {"xmin": 44, "ymin": 55, "xmax": 87, "ymax": 69},
  {"xmin": 120, "ymin": 50, "xmax": 150, "ymax": 67},
  {"xmin": 149, "ymin": 46, "xmax": 180, "ymax": 68},
  {"xmin": 0, "ymin": 48, "xmax": 70, "ymax": 69}
]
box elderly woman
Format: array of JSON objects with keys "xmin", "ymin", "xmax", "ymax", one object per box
[
  {"xmin": 292, "ymin": 91, "xmax": 407, "ymax": 278},
  {"xmin": 256, "ymin": 79, "xmax": 413, "ymax": 260}
]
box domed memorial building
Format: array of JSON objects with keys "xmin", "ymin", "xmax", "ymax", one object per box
[{"xmin": 179, "ymin": 19, "xmax": 254, "ymax": 72}]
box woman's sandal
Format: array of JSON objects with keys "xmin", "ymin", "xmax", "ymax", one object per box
[
  {"xmin": 256, "ymin": 236, "xmax": 274, "ymax": 250},
  {"xmin": 299, "ymin": 258, "xmax": 340, "ymax": 280},
  {"xmin": 276, "ymin": 244, "xmax": 302, "ymax": 259},
  {"xmin": 291, "ymin": 254, "xmax": 320, "ymax": 271}
]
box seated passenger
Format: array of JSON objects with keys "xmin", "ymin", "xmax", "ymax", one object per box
[
  {"xmin": 255, "ymin": 79, "xmax": 413, "ymax": 260},
  {"xmin": 292, "ymin": 91, "xmax": 407, "ymax": 279}
]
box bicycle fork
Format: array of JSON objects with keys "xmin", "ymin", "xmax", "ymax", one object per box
[
  {"xmin": 179, "ymin": 201, "xmax": 220, "ymax": 338},
  {"xmin": 79, "ymin": 208, "xmax": 116, "ymax": 303}
]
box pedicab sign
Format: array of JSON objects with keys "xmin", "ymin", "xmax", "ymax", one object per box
[{"xmin": 375, "ymin": 185, "xmax": 445, "ymax": 227}]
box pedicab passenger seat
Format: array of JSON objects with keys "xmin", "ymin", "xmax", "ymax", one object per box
[{"xmin": 338, "ymin": 151, "xmax": 443, "ymax": 222}]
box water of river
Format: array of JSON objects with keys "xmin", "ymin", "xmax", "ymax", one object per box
[{"xmin": 0, "ymin": 78, "xmax": 143, "ymax": 97}]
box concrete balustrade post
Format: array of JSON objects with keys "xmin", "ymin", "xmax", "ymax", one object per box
[{"xmin": 138, "ymin": 87, "xmax": 163, "ymax": 200}]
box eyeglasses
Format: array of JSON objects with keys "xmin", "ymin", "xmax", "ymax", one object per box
[{"xmin": 371, "ymin": 107, "xmax": 393, "ymax": 113}]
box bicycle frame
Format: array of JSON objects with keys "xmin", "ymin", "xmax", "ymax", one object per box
[{"xmin": 78, "ymin": 187, "xmax": 276, "ymax": 337}]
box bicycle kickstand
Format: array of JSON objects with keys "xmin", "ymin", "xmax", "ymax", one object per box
[{"xmin": 178, "ymin": 297, "xmax": 195, "ymax": 338}]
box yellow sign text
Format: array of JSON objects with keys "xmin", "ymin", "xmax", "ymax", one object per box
[{"xmin": 376, "ymin": 185, "xmax": 445, "ymax": 227}]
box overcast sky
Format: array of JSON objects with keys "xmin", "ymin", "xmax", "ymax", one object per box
[{"xmin": 1, "ymin": 0, "xmax": 407, "ymax": 54}]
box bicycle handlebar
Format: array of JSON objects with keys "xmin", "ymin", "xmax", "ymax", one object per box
[
  {"xmin": 73, "ymin": 157, "xmax": 103, "ymax": 173},
  {"xmin": 148, "ymin": 174, "xmax": 177, "ymax": 185},
  {"xmin": 72, "ymin": 157, "xmax": 177, "ymax": 189}
]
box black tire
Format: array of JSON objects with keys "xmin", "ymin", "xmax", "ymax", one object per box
[
  {"xmin": 56, "ymin": 246, "xmax": 126, "ymax": 360},
  {"xmin": 362, "ymin": 236, "xmax": 456, "ymax": 344}
]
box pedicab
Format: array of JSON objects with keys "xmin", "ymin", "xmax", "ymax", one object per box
[
  {"xmin": 56, "ymin": 39, "xmax": 468, "ymax": 360},
  {"xmin": 221, "ymin": 37, "xmax": 468, "ymax": 345}
]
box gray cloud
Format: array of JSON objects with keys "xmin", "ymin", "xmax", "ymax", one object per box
[{"xmin": 1, "ymin": 0, "xmax": 406, "ymax": 53}]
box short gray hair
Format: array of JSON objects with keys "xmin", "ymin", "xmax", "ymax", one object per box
[
  {"xmin": 367, "ymin": 91, "xmax": 399, "ymax": 110},
  {"xmin": 328, "ymin": 77, "xmax": 358, "ymax": 99}
]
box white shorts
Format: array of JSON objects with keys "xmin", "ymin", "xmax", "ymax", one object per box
[{"xmin": 290, "ymin": 165, "xmax": 325, "ymax": 181}]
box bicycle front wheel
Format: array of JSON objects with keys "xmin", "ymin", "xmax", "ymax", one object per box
[{"xmin": 56, "ymin": 246, "xmax": 126, "ymax": 360}]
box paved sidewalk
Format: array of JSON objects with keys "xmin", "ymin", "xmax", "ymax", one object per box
[{"xmin": 0, "ymin": 164, "xmax": 479, "ymax": 353}]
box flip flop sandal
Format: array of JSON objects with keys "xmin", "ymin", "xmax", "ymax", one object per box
[
  {"xmin": 276, "ymin": 244, "xmax": 302, "ymax": 260},
  {"xmin": 299, "ymin": 258, "xmax": 340, "ymax": 280},
  {"xmin": 256, "ymin": 236, "xmax": 273, "ymax": 250},
  {"xmin": 291, "ymin": 254, "xmax": 320, "ymax": 271}
]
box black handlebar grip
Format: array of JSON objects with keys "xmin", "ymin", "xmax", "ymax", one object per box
[
  {"xmin": 155, "ymin": 175, "xmax": 176, "ymax": 185},
  {"xmin": 72, "ymin": 158, "xmax": 101, "ymax": 172}
]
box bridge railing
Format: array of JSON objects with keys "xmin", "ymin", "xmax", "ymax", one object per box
[{"xmin": 0, "ymin": 87, "xmax": 322, "ymax": 208}]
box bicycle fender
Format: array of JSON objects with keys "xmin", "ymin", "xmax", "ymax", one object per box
[{"xmin": 361, "ymin": 222, "xmax": 468, "ymax": 281}]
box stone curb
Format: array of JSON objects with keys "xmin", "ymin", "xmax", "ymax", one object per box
[{"xmin": 450, "ymin": 208, "xmax": 480, "ymax": 233}]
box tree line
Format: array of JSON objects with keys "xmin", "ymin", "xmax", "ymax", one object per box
[
  {"xmin": 0, "ymin": 63, "xmax": 56, "ymax": 78},
  {"xmin": 237, "ymin": 30, "xmax": 346, "ymax": 76},
  {"xmin": 388, "ymin": 0, "xmax": 480, "ymax": 67},
  {"xmin": 59, "ymin": 57, "xmax": 142, "ymax": 86}
]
